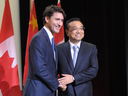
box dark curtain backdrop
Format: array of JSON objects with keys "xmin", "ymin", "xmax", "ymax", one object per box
[
  {"xmin": 125, "ymin": 0, "xmax": 128, "ymax": 95},
  {"xmin": 20, "ymin": 0, "xmax": 127, "ymax": 96}
]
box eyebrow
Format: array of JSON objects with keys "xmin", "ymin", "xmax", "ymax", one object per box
[
  {"xmin": 72, "ymin": 26, "xmax": 84, "ymax": 28},
  {"xmin": 55, "ymin": 18, "xmax": 64, "ymax": 21}
]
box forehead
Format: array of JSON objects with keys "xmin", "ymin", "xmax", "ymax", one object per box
[
  {"xmin": 51, "ymin": 12, "xmax": 64, "ymax": 19},
  {"xmin": 69, "ymin": 21, "xmax": 83, "ymax": 27}
]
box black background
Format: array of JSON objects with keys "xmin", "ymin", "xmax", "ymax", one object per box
[{"xmin": 20, "ymin": 0, "xmax": 128, "ymax": 96}]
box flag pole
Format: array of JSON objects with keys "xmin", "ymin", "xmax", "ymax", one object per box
[
  {"xmin": 30, "ymin": 0, "xmax": 34, "ymax": 12},
  {"xmin": 58, "ymin": 0, "xmax": 60, "ymax": 4}
]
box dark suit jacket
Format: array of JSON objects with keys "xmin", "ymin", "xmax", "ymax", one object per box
[
  {"xmin": 23, "ymin": 28, "xmax": 59, "ymax": 96},
  {"xmin": 57, "ymin": 41, "xmax": 98, "ymax": 96}
]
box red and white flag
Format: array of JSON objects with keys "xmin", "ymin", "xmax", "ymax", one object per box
[
  {"xmin": 0, "ymin": 0, "xmax": 21, "ymax": 96},
  {"xmin": 54, "ymin": 0, "xmax": 65, "ymax": 44},
  {"xmin": 23, "ymin": 0, "xmax": 38, "ymax": 86}
]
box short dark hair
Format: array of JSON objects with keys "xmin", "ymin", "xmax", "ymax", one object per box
[
  {"xmin": 65, "ymin": 18, "xmax": 82, "ymax": 30},
  {"xmin": 43, "ymin": 5, "xmax": 66, "ymax": 25}
]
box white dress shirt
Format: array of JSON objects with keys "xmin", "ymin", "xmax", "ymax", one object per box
[
  {"xmin": 43, "ymin": 26, "xmax": 53, "ymax": 44},
  {"xmin": 69, "ymin": 40, "xmax": 81, "ymax": 60},
  {"xmin": 44, "ymin": 26, "xmax": 56, "ymax": 60}
]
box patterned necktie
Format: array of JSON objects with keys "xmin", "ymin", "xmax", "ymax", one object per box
[{"xmin": 73, "ymin": 45, "xmax": 78, "ymax": 67}]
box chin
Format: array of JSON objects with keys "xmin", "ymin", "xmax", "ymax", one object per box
[{"xmin": 55, "ymin": 31, "xmax": 60, "ymax": 33}]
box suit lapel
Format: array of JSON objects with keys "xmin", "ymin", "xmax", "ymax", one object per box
[
  {"xmin": 54, "ymin": 45, "xmax": 58, "ymax": 70},
  {"xmin": 41, "ymin": 28, "xmax": 57, "ymax": 70},
  {"xmin": 62, "ymin": 42, "xmax": 74, "ymax": 72},
  {"xmin": 42, "ymin": 28, "xmax": 53, "ymax": 52},
  {"xmin": 74, "ymin": 41, "xmax": 86, "ymax": 72}
]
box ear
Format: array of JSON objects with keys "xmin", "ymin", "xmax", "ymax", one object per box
[
  {"xmin": 45, "ymin": 16, "xmax": 49, "ymax": 23},
  {"xmin": 65, "ymin": 29, "xmax": 69, "ymax": 36}
]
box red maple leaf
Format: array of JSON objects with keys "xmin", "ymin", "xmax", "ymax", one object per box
[{"xmin": 0, "ymin": 51, "xmax": 22, "ymax": 96}]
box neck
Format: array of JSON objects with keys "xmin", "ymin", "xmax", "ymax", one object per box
[
  {"xmin": 70, "ymin": 40, "xmax": 80, "ymax": 45},
  {"xmin": 44, "ymin": 25, "xmax": 54, "ymax": 36}
]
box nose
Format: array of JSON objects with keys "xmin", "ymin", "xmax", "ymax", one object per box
[{"xmin": 76, "ymin": 28, "xmax": 82, "ymax": 33}]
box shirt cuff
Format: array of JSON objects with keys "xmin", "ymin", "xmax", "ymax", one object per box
[{"xmin": 73, "ymin": 76, "xmax": 75, "ymax": 81}]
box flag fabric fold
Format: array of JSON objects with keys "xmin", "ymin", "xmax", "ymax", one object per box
[
  {"xmin": 0, "ymin": 0, "xmax": 21, "ymax": 95},
  {"xmin": 54, "ymin": 0, "xmax": 65, "ymax": 44},
  {"xmin": 23, "ymin": 0, "xmax": 38, "ymax": 86}
]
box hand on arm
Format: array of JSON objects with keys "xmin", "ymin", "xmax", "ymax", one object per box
[{"xmin": 58, "ymin": 74, "xmax": 74, "ymax": 85}]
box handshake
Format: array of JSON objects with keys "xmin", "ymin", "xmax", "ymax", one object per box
[{"xmin": 58, "ymin": 74, "xmax": 74, "ymax": 91}]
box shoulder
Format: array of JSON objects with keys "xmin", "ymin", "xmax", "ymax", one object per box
[
  {"xmin": 30, "ymin": 28, "xmax": 48, "ymax": 47},
  {"xmin": 56, "ymin": 42, "xmax": 69, "ymax": 53},
  {"xmin": 57, "ymin": 43, "xmax": 65, "ymax": 47},
  {"xmin": 81, "ymin": 41, "xmax": 97, "ymax": 52},
  {"xmin": 81, "ymin": 41, "xmax": 96, "ymax": 47},
  {"xmin": 32, "ymin": 28, "xmax": 47, "ymax": 41},
  {"xmin": 57, "ymin": 42, "xmax": 69, "ymax": 48}
]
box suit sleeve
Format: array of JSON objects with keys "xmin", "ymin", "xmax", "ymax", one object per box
[
  {"xmin": 74, "ymin": 45, "xmax": 98, "ymax": 85},
  {"xmin": 29, "ymin": 36, "xmax": 59, "ymax": 92}
]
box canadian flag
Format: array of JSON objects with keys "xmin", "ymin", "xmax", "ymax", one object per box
[
  {"xmin": 54, "ymin": 0, "xmax": 65, "ymax": 44},
  {"xmin": 0, "ymin": 0, "xmax": 21, "ymax": 96}
]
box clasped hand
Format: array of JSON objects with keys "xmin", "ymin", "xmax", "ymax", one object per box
[{"xmin": 58, "ymin": 74, "xmax": 74, "ymax": 91}]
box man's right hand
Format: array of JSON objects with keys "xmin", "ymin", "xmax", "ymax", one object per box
[{"xmin": 59, "ymin": 84, "xmax": 67, "ymax": 91}]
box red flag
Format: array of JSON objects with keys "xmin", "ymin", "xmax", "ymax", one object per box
[
  {"xmin": 23, "ymin": 0, "xmax": 38, "ymax": 86},
  {"xmin": 0, "ymin": 0, "xmax": 22, "ymax": 96},
  {"xmin": 54, "ymin": 0, "xmax": 65, "ymax": 44}
]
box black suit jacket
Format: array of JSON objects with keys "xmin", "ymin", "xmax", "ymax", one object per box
[
  {"xmin": 23, "ymin": 28, "xmax": 59, "ymax": 96},
  {"xmin": 57, "ymin": 41, "xmax": 98, "ymax": 96}
]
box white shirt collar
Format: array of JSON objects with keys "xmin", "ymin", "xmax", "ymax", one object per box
[
  {"xmin": 43, "ymin": 26, "xmax": 53, "ymax": 44},
  {"xmin": 69, "ymin": 40, "xmax": 81, "ymax": 59},
  {"xmin": 69, "ymin": 40, "xmax": 81, "ymax": 49}
]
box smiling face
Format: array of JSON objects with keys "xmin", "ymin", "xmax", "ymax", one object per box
[
  {"xmin": 45, "ymin": 12, "xmax": 64, "ymax": 35},
  {"xmin": 66, "ymin": 21, "xmax": 84, "ymax": 45}
]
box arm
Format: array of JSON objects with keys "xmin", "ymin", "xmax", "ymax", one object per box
[
  {"xmin": 74, "ymin": 46, "xmax": 98, "ymax": 85},
  {"xmin": 29, "ymin": 37, "xmax": 59, "ymax": 91},
  {"xmin": 58, "ymin": 46, "xmax": 98, "ymax": 85}
]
